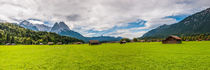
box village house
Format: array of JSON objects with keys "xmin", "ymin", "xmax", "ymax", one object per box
[
  {"xmin": 56, "ymin": 42, "xmax": 62, "ymax": 45},
  {"xmin": 39, "ymin": 43, "xmax": 44, "ymax": 45},
  {"xmin": 120, "ymin": 40, "xmax": 126, "ymax": 44},
  {"xmin": 48, "ymin": 42, "xmax": 54, "ymax": 45},
  {"xmin": 162, "ymin": 35, "xmax": 182, "ymax": 44},
  {"xmin": 89, "ymin": 40, "xmax": 100, "ymax": 45},
  {"xmin": 74, "ymin": 42, "xmax": 83, "ymax": 44}
]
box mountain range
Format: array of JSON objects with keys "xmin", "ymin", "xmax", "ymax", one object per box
[
  {"xmin": 18, "ymin": 20, "xmax": 122, "ymax": 42},
  {"xmin": 142, "ymin": 8, "xmax": 210, "ymax": 38},
  {"xmin": 19, "ymin": 20, "xmax": 51, "ymax": 31}
]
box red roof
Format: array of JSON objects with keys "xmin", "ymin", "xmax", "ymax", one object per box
[
  {"xmin": 169, "ymin": 35, "xmax": 182, "ymax": 40},
  {"xmin": 89, "ymin": 40, "xmax": 100, "ymax": 43}
]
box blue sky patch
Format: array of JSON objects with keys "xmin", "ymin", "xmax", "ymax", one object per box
[
  {"xmin": 165, "ymin": 15, "xmax": 189, "ymax": 22},
  {"xmin": 88, "ymin": 19, "xmax": 147, "ymax": 36}
]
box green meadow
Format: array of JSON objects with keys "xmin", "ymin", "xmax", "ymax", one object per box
[{"xmin": 0, "ymin": 41, "xmax": 210, "ymax": 70}]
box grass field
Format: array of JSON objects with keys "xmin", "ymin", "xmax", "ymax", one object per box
[{"xmin": 0, "ymin": 41, "xmax": 210, "ymax": 70}]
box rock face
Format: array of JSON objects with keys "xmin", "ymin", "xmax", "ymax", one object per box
[
  {"xmin": 19, "ymin": 20, "xmax": 39, "ymax": 31},
  {"xmin": 19, "ymin": 20, "xmax": 51, "ymax": 31},
  {"xmin": 35, "ymin": 24, "xmax": 51, "ymax": 32},
  {"xmin": 50, "ymin": 22, "xmax": 70, "ymax": 33},
  {"xmin": 142, "ymin": 8, "xmax": 210, "ymax": 38}
]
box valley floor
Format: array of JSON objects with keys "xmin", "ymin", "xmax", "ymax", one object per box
[{"xmin": 0, "ymin": 41, "xmax": 210, "ymax": 70}]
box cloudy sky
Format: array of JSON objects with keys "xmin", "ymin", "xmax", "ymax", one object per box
[{"xmin": 0, "ymin": 0, "xmax": 210, "ymax": 38}]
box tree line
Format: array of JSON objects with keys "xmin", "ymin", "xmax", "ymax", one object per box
[{"xmin": 138, "ymin": 33, "xmax": 210, "ymax": 42}]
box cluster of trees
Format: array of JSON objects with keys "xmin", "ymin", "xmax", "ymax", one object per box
[
  {"xmin": 180, "ymin": 33, "xmax": 210, "ymax": 41},
  {"xmin": 0, "ymin": 23, "xmax": 83, "ymax": 45},
  {"xmin": 120, "ymin": 38, "xmax": 131, "ymax": 42},
  {"xmin": 139, "ymin": 33, "xmax": 210, "ymax": 42}
]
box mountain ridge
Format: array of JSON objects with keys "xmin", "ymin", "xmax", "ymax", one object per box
[{"xmin": 142, "ymin": 8, "xmax": 210, "ymax": 38}]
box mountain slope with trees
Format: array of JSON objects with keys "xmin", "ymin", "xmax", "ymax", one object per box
[
  {"xmin": 0, "ymin": 23, "xmax": 83, "ymax": 45},
  {"xmin": 142, "ymin": 8, "xmax": 210, "ymax": 39}
]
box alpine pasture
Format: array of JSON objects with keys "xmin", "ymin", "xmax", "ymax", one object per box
[{"xmin": 0, "ymin": 41, "xmax": 210, "ymax": 70}]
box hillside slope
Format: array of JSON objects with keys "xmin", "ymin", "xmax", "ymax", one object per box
[{"xmin": 142, "ymin": 8, "xmax": 210, "ymax": 38}]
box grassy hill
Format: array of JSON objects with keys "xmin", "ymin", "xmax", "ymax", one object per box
[
  {"xmin": 0, "ymin": 41, "xmax": 210, "ymax": 70},
  {"xmin": 0, "ymin": 23, "xmax": 83, "ymax": 45}
]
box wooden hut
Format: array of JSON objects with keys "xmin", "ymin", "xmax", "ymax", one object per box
[
  {"xmin": 139, "ymin": 40, "xmax": 145, "ymax": 42},
  {"xmin": 40, "ymin": 43, "xmax": 44, "ymax": 45},
  {"xmin": 11, "ymin": 43, "xmax": 16, "ymax": 45},
  {"xmin": 48, "ymin": 42, "xmax": 54, "ymax": 45},
  {"xmin": 6, "ymin": 43, "xmax": 11, "ymax": 45},
  {"xmin": 162, "ymin": 35, "xmax": 182, "ymax": 44},
  {"xmin": 120, "ymin": 41, "xmax": 126, "ymax": 44},
  {"xmin": 89, "ymin": 40, "xmax": 100, "ymax": 45},
  {"xmin": 56, "ymin": 42, "xmax": 62, "ymax": 45},
  {"xmin": 6, "ymin": 43, "xmax": 16, "ymax": 45},
  {"xmin": 74, "ymin": 42, "xmax": 82, "ymax": 44}
]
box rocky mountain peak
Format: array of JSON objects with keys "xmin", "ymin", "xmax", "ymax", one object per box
[
  {"xmin": 19, "ymin": 20, "xmax": 38, "ymax": 31},
  {"xmin": 50, "ymin": 22, "xmax": 70, "ymax": 33},
  {"xmin": 59, "ymin": 22, "xmax": 70, "ymax": 30}
]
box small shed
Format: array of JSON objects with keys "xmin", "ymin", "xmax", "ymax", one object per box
[
  {"xmin": 5, "ymin": 43, "xmax": 16, "ymax": 45},
  {"xmin": 40, "ymin": 43, "xmax": 44, "ymax": 45},
  {"xmin": 162, "ymin": 35, "xmax": 182, "ymax": 44},
  {"xmin": 48, "ymin": 42, "xmax": 54, "ymax": 45},
  {"xmin": 11, "ymin": 43, "xmax": 16, "ymax": 45},
  {"xmin": 120, "ymin": 41, "xmax": 126, "ymax": 44},
  {"xmin": 74, "ymin": 42, "xmax": 82, "ymax": 44},
  {"xmin": 139, "ymin": 40, "xmax": 145, "ymax": 42},
  {"xmin": 57, "ymin": 42, "xmax": 62, "ymax": 45},
  {"xmin": 6, "ymin": 43, "xmax": 11, "ymax": 45},
  {"xmin": 89, "ymin": 40, "xmax": 100, "ymax": 45}
]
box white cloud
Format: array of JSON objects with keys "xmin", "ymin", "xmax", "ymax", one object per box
[
  {"xmin": 105, "ymin": 28, "xmax": 148, "ymax": 39},
  {"xmin": 28, "ymin": 20, "xmax": 44, "ymax": 24},
  {"xmin": 0, "ymin": 0, "xmax": 210, "ymax": 38}
]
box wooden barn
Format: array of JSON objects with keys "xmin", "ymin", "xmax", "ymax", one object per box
[
  {"xmin": 120, "ymin": 41, "xmax": 126, "ymax": 44},
  {"xmin": 162, "ymin": 35, "xmax": 182, "ymax": 44},
  {"xmin": 74, "ymin": 42, "xmax": 83, "ymax": 44},
  {"xmin": 48, "ymin": 42, "xmax": 54, "ymax": 45},
  {"xmin": 89, "ymin": 40, "xmax": 100, "ymax": 45},
  {"xmin": 56, "ymin": 42, "xmax": 62, "ymax": 45}
]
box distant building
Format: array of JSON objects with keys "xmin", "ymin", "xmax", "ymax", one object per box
[
  {"xmin": 162, "ymin": 35, "xmax": 182, "ymax": 44},
  {"xmin": 139, "ymin": 40, "xmax": 145, "ymax": 42},
  {"xmin": 48, "ymin": 42, "xmax": 54, "ymax": 45},
  {"xmin": 120, "ymin": 41, "xmax": 126, "ymax": 44},
  {"xmin": 6, "ymin": 43, "xmax": 11, "ymax": 45},
  {"xmin": 74, "ymin": 42, "xmax": 82, "ymax": 44},
  {"xmin": 40, "ymin": 43, "xmax": 44, "ymax": 45},
  {"xmin": 5, "ymin": 43, "xmax": 16, "ymax": 45},
  {"xmin": 56, "ymin": 42, "xmax": 62, "ymax": 45},
  {"xmin": 89, "ymin": 40, "xmax": 100, "ymax": 45},
  {"xmin": 109, "ymin": 41, "xmax": 120, "ymax": 43},
  {"xmin": 11, "ymin": 43, "xmax": 16, "ymax": 45}
]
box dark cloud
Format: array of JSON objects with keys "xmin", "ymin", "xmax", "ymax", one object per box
[{"xmin": 66, "ymin": 14, "xmax": 81, "ymax": 21}]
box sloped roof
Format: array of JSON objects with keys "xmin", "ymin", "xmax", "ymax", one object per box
[
  {"xmin": 169, "ymin": 35, "xmax": 182, "ymax": 40},
  {"xmin": 89, "ymin": 40, "xmax": 100, "ymax": 43}
]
